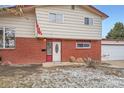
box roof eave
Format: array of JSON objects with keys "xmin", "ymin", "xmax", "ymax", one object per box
[
  {"xmin": 0, "ymin": 5, "xmax": 109, "ymax": 19},
  {"xmin": 81, "ymin": 5, "xmax": 109, "ymax": 19}
]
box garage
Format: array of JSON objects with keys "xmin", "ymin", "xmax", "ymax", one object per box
[{"xmin": 102, "ymin": 40, "xmax": 124, "ymax": 61}]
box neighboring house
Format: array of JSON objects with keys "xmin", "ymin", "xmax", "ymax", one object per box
[
  {"xmin": 102, "ymin": 39, "xmax": 124, "ymax": 61},
  {"xmin": 0, "ymin": 5, "xmax": 108, "ymax": 64}
]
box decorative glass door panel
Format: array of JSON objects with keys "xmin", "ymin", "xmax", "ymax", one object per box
[{"xmin": 46, "ymin": 42, "xmax": 52, "ymax": 62}]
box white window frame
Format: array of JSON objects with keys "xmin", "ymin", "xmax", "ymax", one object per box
[
  {"xmin": 84, "ymin": 17, "xmax": 93, "ymax": 25},
  {"xmin": 0, "ymin": 27, "xmax": 15, "ymax": 49},
  {"xmin": 76, "ymin": 42, "xmax": 91, "ymax": 49},
  {"xmin": 49, "ymin": 13, "xmax": 64, "ymax": 23}
]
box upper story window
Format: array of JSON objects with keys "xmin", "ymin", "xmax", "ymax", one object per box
[
  {"xmin": 76, "ymin": 41, "xmax": 91, "ymax": 49},
  {"xmin": 71, "ymin": 5, "xmax": 75, "ymax": 10},
  {"xmin": 0, "ymin": 27, "xmax": 15, "ymax": 49},
  {"xmin": 49, "ymin": 13, "xmax": 63, "ymax": 23},
  {"xmin": 84, "ymin": 17, "xmax": 93, "ymax": 25}
]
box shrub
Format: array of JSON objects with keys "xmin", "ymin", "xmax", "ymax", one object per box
[
  {"xmin": 105, "ymin": 69, "xmax": 123, "ymax": 77},
  {"xmin": 83, "ymin": 57, "xmax": 99, "ymax": 68},
  {"xmin": 76, "ymin": 58, "xmax": 84, "ymax": 63},
  {"xmin": 69, "ymin": 56, "xmax": 76, "ymax": 62}
]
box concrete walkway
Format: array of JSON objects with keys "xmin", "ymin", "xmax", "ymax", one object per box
[
  {"xmin": 102, "ymin": 61, "xmax": 124, "ymax": 69},
  {"xmin": 42, "ymin": 62, "xmax": 85, "ymax": 67},
  {"xmin": 43, "ymin": 61, "xmax": 124, "ymax": 69}
]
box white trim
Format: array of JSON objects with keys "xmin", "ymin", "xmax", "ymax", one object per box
[
  {"xmin": 102, "ymin": 40, "xmax": 124, "ymax": 45},
  {"xmin": 76, "ymin": 42, "xmax": 91, "ymax": 49}
]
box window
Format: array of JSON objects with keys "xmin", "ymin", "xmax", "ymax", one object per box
[
  {"xmin": 47, "ymin": 42, "xmax": 52, "ymax": 55},
  {"xmin": 76, "ymin": 41, "xmax": 91, "ymax": 49},
  {"xmin": 56, "ymin": 14, "xmax": 63, "ymax": 23},
  {"xmin": 71, "ymin": 5, "xmax": 75, "ymax": 10},
  {"xmin": 0, "ymin": 27, "xmax": 15, "ymax": 49},
  {"xmin": 49, "ymin": 13, "xmax": 56, "ymax": 23},
  {"xmin": 84, "ymin": 17, "xmax": 93, "ymax": 25},
  {"xmin": 49, "ymin": 13, "xmax": 63, "ymax": 23},
  {"xmin": 55, "ymin": 43, "xmax": 59, "ymax": 53},
  {"xmin": 0, "ymin": 28, "xmax": 3, "ymax": 48}
]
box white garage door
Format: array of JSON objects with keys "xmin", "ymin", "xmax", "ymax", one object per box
[{"xmin": 102, "ymin": 45, "xmax": 124, "ymax": 60}]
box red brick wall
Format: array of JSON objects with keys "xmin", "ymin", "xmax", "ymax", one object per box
[
  {"xmin": 0, "ymin": 37, "xmax": 44, "ymax": 64},
  {"xmin": 61, "ymin": 39, "xmax": 101, "ymax": 61},
  {"xmin": 0, "ymin": 38, "xmax": 101, "ymax": 64}
]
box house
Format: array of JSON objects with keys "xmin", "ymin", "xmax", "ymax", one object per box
[
  {"xmin": 102, "ymin": 39, "xmax": 124, "ymax": 61},
  {"xmin": 0, "ymin": 5, "xmax": 108, "ymax": 64}
]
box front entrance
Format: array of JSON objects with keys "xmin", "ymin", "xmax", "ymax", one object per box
[
  {"xmin": 53, "ymin": 42, "xmax": 61, "ymax": 62},
  {"xmin": 46, "ymin": 41, "xmax": 61, "ymax": 62}
]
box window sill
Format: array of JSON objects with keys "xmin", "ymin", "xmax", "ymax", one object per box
[
  {"xmin": 49, "ymin": 22, "xmax": 63, "ymax": 24},
  {"xmin": 76, "ymin": 48, "xmax": 91, "ymax": 50},
  {"xmin": 84, "ymin": 24, "xmax": 93, "ymax": 26}
]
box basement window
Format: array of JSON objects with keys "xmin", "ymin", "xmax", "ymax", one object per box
[
  {"xmin": 76, "ymin": 41, "xmax": 91, "ymax": 49},
  {"xmin": 0, "ymin": 27, "xmax": 15, "ymax": 49}
]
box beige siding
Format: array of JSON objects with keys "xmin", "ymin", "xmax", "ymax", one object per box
[
  {"xmin": 36, "ymin": 5, "xmax": 102, "ymax": 40},
  {"xmin": 0, "ymin": 13, "xmax": 35, "ymax": 38}
]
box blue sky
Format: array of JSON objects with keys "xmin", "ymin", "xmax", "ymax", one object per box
[
  {"xmin": 0, "ymin": 5, "xmax": 15, "ymax": 8},
  {"xmin": 94, "ymin": 5, "xmax": 124, "ymax": 38}
]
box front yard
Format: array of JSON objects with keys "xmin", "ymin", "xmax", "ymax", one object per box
[{"xmin": 0, "ymin": 65, "xmax": 124, "ymax": 88}]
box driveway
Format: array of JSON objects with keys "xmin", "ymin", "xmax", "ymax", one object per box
[
  {"xmin": 0, "ymin": 65, "xmax": 124, "ymax": 88},
  {"xmin": 102, "ymin": 60, "xmax": 124, "ymax": 68}
]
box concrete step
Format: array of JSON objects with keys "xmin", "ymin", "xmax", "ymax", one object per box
[{"xmin": 42, "ymin": 62, "xmax": 85, "ymax": 67}]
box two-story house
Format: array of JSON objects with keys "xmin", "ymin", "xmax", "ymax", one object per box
[{"xmin": 0, "ymin": 5, "xmax": 108, "ymax": 64}]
